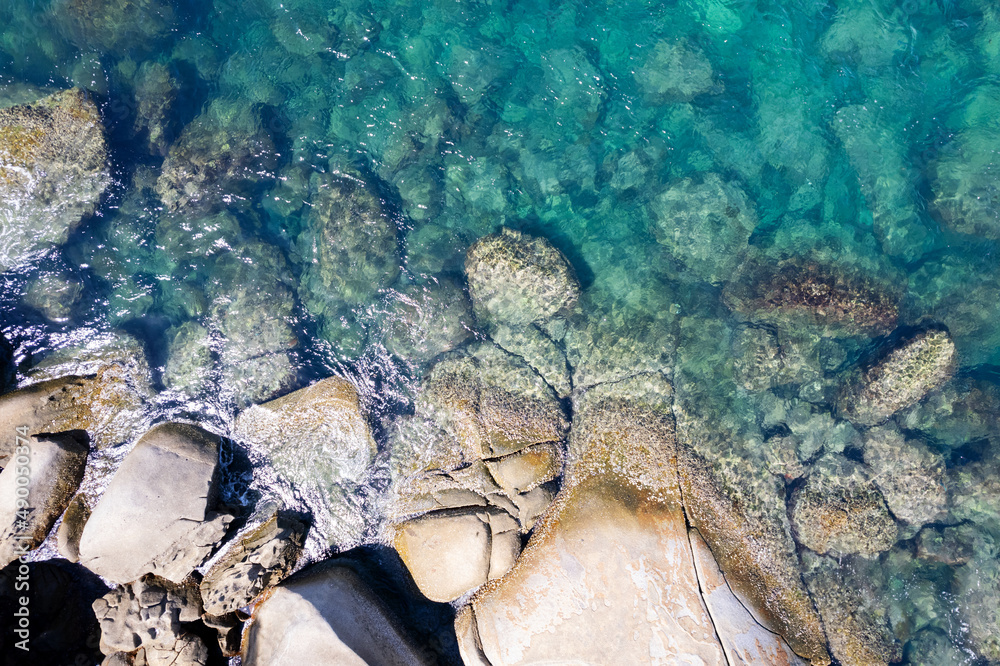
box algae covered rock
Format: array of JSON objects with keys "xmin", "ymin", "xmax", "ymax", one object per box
[
  {"xmin": 156, "ymin": 100, "xmax": 276, "ymax": 212},
  {"xmin": 465, "ymin": 227, "xmax": 580, "ymax": 327},
  {"xmin": 929, "ymin": 127, "xmax": 1000, "ymax": 240},
  {"xmin": 802, "ymin": 552, "xmax": 902, "ymax": 666},
  {"xmin": 862, "ymin": 425, "xmax": 947, "ymax": 527},
  {"xmin": 0, "ymin": 88, "xmax": 110, "ymax": 270},
  {"xmin": 723, "ymin": 252, "xmax": 900, "ymax": 337},
  {"xmin": 789, "ymin": 453, "xmax": 897, "ymax": 557},
  {"xmin": 295, "ymin": 170, "xmax": 400, "ymax": 345},
  {"xmin": 836, "ymin": 328, "xmax": 956, "ymax": 426},
  {"xmin": 634, "ymin": 39, "xmax": 721, "ymax": 101},
  {"xmin": 49, "ymin": 0, "xmax": 177, "ymax": 51},
  {"xmin": 648, "ymin": 172, "xmax": 757, "ymax": 285}
]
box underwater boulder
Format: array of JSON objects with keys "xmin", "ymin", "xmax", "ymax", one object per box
[
  {"xmin": 801, "ymin": 552, "xmax": 902, "ymax": 666},
  {"xmin": 648, "ymin": 172, "xmax": 757, "ymax": 285},
  {"xmin": 836, "ymin": 328, "xmax": 956, "ymax": 426},
  {"xmin": 789, "ymin": 453, "xmax": 897, "ymax": 558},
  {"xmin": 929, "ymin": 128, "xmax": 1000, "ymax": 240},
  {"xmin": 156, "ymin": 100, "xmax": 277, "ymax": 213},
  {"xmin": 862, "ymin": 425, "xmax": 947, "ymax": 528},
  {"xmin": 633, "ymin": 39, "xmax": 722, "ymax": 102},
  {"xmin": 233, "ymin": 377, "xmax": 378, "ymax": 548},
  {"xmin": 78, "ymin": 423, "xmax": 233, "ymax": 585},
  {"xmin": 24, "ymin": 271, "xmax": 83, "ymax": 322},
  {"xmin": 295, "ymin": 169, "xmax": 400, "ymax": 346},
  {"xmin": 723, "ymin": 252, "xmax": 900, "ymax": 337},
  {"xmin": 464, "ymin": 227, "xmax": 580, "ymax": 328},
  {"xmin": 132, "ymin": 60, "xmax": 178, "ymax": 156},
  {"xmin": 0, "ymin": 88, "xmax": 110, "ymax": 271},
  {"xmin": 49, "ymin": 0, "xmax": 177, "ymax": 52},
  {"xmin": 381, "ymin": 277, "xmax": 474, "ymax": 366}
]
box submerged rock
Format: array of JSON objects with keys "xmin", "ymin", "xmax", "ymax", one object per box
[
  {"xmin": 930, "ymin": 128, "xmax": 1000, "ymax": 240},
  {"xmin": 0, "ymin": 431, "xmax": 88, "ymax": 567},
  {"xmin": 465, "ymin": 227, "xmax": 580, "ymax": 327},
  {"xmin": 648, "ymin": 172, "xmax": 757, "ymax": 285},
  {"xmin": 381, "ymin": 278, "xmax": 474, "ymax": 365},
  {"xmin": 802, "ymin": 552, "xmax": 902, "ymax": 666},
  {"xmin": 133, "ymin": 60, "xmax": 177, "ymax": 156},
  {"xmin": 789, "ymin": 454, "xmax": 897, "ymax": 557},
  {"xmin": 634, "ymin": 39, "xmax": 721, "ymax": 101},
  {"xmin": 295, "ymin": 169, "xmax": 400, "ymax": 345},
  {"xmin": 836, "ymin": 328, "xmax": 956, "ymax": 426},
  {"xmin": 862, "ymin": 425, "xmax": 947, "ymax": 527},
  {"xmin": 156, "ymin": 101, "xmax": 276, "ymax": 212},
  {"xmin": 78, "ymin": 423, "xmax": 233, "ymax": 585},
  {"xmin": 242, "ymin": 561, "xmax": 431, "ymax": 665},
  {"xmin": 0, "ymin": 88, "xmax": 110, "ymax": 271},
  {"xmin": 723, "ymin": 253, "xmax": 900, "ymax": 337},
  {"xmin": 233, "ymin": 377, "xmax": 378, "ymax": 547},
  {"xmin": 24, "ymin": 271, "xmax": 83, "ymax": 322},
  {"xmin": 49, "ymin": 0, "xmax": 177, "ymax": 51}
]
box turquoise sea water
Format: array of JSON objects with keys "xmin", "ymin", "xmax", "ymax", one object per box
[{"xmin": 2, "ymin": 0, "xmax": 1000, "ymax": 663}]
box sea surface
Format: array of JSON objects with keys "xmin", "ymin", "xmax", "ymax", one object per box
[{"xmin": 2, "ymin": 0, "xmax": 1000, "ymax": 663}]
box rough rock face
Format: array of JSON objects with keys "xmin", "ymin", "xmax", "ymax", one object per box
[
  {"xmin": 199, "ymin": 510, "xmax": 306, "ymax": 616},
  {"xmin": 0, "ymin": 431, "xmax": 88, "ymax": 567},
  {"xmin": 156, "ymin": 101, "xmax": 276, "ymax": 212},
  {"xmin": 0, "ymin": 88, "xmax": 110, "ymax": 271},
  {"xmin": 837, "ymin": 328, "xmax": 956, "ymax": 426},
  {"xmin": 802, "ymin": 553, "xmax": 901, "ymax": 666},
  {"xmin": 464, "ymin": 227, "xmax": 580, "ymax": 327},
  {"xmin": 723, "ymin": 254, "xmax": 900, "ymax": 337},
  {"xmin": 649, "ymin": 172, "xmax": 757, "ymax": 284},
  {"xmin": 295, "ymin": 170, "xmax": 400, "ymax": 342},
  {"xmin": 862, "ymin": 425, "xmax": 947, "ymax": 527},
  {"xmin": 389, "ymin": 344, "xmax": 568, "ymax": 602},
  {"xmin": 93, "ymin": 575, "xmax": 204, "ymax": 656},
  {"xmin": 688, "ymin": 529, "xmax": 808, "ymax": 666},
  {"xmin": 56, "ymin": 493, "xmax": 90, "ymax": 562},
  {"xmin": 242, "ymin": 561, "xmax": 431, "ymax": 665},
  {"xmin": 78, "ymin": 423, "xmax": 232, "ymax": 585},
  {"xmin": 233, "ymin": 377, "xmax": 378, "ymax": 547},
  {"xmin": 789, "ymin": 454, "xmax": 897, "ymax": 557},
  {"xmin": 459, "ymin": 383, "xmax": 817, "ymax": 665}
]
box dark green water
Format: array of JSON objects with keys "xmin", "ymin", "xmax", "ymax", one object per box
[{"xmin": 1, "ymin": 0, "xmax": 1000, "ymax": 663}]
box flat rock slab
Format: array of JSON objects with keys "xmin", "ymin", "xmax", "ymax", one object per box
[
  {"xmin": 242, "ymin": 561, "xmax": 431, "ymax": 666},
  {"xmin": 79, "ymin": 422, "xmax": 231, "ymax": 584},
  {"xmin": 461, "ymin": 472, "xmax": 726, "ymax": 665}
]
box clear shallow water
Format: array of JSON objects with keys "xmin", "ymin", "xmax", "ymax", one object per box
[{"xmin": 1, "ymin": 0, "xmax": 1000, "ymax": 663}]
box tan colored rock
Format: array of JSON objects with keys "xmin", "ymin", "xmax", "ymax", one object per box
[
  {"xmin": 234, "ymin": 376, "xmax": 377, "ymax": 487},
  {"xmin": 484, "ymin": 443, "xmax": 561, "ymax": 496},
  {"xmin": 242, "ymin": 562, "xmax": 430, "ymax": 665},
  {"xmin": 689, "ymin": 528, "xmax": 808, "ymax": 665},
  {"xmin": 460, "ymin": 391, "xmax": 725, "ymax": 665},
  {"xmin": 56, "ymin": 493, "xmax": 90, "ymax": 562},
  {"xmin": 679, "ymin": 445, "xmax": 831, "ymax": 664},
  {"xmin": 393, "ymin": 507, "xmax": 518, "ymax": 603}
]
